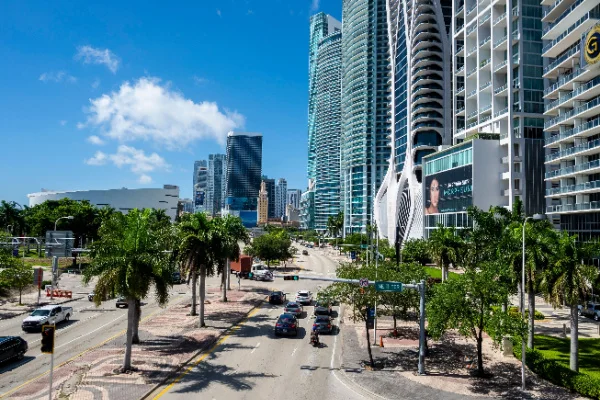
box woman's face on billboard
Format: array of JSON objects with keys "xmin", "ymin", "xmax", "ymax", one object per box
[{"xmin": 430, "ymin": 178, "xmax": 440, "ymax": 207}]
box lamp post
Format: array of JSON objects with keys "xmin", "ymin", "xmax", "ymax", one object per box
[
  {"xmin": 54, "ymin": 216, "xmax": 74, "ymax": 231},
  {"xmin": 521, "ymin": 213, "xmax": 545, "ymax": 391}
]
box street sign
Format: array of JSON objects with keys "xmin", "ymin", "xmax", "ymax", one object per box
[
  {"xmin": 33, "ymin": 268, "xmax": 43, "ymax": 286},
  {"xmin": 350, "ymin": 251, "xmax": 356, "ymax": 260},
  {"xmin": 359, "ymin": 278, "xmax": 369, "ymax": 287},
  {"xmin": 375, "ymin": 281, "xmax": 403, "ymax": 292}
]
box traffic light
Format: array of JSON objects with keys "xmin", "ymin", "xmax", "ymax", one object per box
[
  {"xmin": 283, "ymin": 275, "xmax": 299, "ymax": 281},
  {"xmin": 41, "ymin": 325, "xmax": 55, "ymax": 354}
]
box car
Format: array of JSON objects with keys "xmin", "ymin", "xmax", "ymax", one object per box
[
  {"xmin": 580, "ymin": 303, "xmax": 600, "ymax": 321},
  {"xmin": 283, "ymin": 302, "xmax": 303, "ymax": 317},
  {"xmin": 0, "ymin": 336, "xmax": 28, "ymax": 364},
  {"xmin": 22, "ymin": 305, "xmax": 73, "ymax": 332},
  {"xmin": 172, "ymin": 272, "xmax": 185, "ymax": 284},
  {"xmin": 88, "ymin": 292, "xmax": 95, "ymax": 301},
  {"xmin": 269, "ymin": 291, "xmax": 287, "ymax": 305},
  {"xmin": 274, "ymin": 313, "xmax": 298, "ymax": 336},
  {"xmin": 116, "ymin": 297, "xmax": 128, "ymax": 308},
  {"xmin": 312, "ymin": 315, "xmax": 333, "ymax": 334},
  {"xmin": 302, "ymin": 250, "xmax": 309, "ymax": 256},
  {"xmin": 295, "ymin": 290, "xmax": 313, "ymax": 305},
  {"xmin": 314, "ymin": 300, "xmax": 332, "ymax": 316}
]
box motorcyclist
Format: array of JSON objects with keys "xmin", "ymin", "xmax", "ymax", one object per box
[{"xmin": 311, "ymin": 325, "xmax": 320, "ymax": 345}]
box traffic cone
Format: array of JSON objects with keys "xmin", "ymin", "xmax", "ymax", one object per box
[{"xmin": 380, "ymin": 336, "xmax": 384, "ymax": 348}]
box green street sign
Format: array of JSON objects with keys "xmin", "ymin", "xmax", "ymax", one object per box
[
  {"xmin": 375, "ymin": 281, "xmax": 403, "ymax": 292},
  {"xmin": 360, "ymin": 244, "xmax": 368, "ymax": 249}
]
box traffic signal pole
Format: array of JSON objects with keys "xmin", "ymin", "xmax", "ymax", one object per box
[
  {"xmin": 48, "ymin": 350, "xmax": 54, "ymax": 400},
  {"xmin": 41, "ymin": 324, "xmax": 56, "ymax": 399}
]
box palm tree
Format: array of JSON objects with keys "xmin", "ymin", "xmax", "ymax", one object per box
[
  {"xmin": 83, "ymin": 209, "xmax": 172, "ymax": 372},
  {"xmin": 211, "ymin": 215, "xmax": 249, "ymax": 301},
  {"xmin": 427, "ymin": 224, "xmax": 461, "ymax": 282},
  {"xmin": 0, "ymin": 201, "xmax": 25, "ymax": 236},
  {"xmin": 539, "ymin": 232, "xmax": 599, "ymax": 372},
  {"xmin": 177, "ymin": 212, "xmax": 212, "ymax": 326}
]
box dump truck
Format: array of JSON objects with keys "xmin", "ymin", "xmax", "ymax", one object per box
[{"xmin": 230, "ymin": 255, "xmax": 253, "ymax": 278}]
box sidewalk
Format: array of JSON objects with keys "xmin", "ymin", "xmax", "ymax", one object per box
[{"xmin": 6, "ymin": 285, "xmax": 266, "ymax": 400}]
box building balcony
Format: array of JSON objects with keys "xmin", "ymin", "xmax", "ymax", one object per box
[
  {"xmin": 542, "ymin": 11, "xmax": 600, "ymax": 58},
  {"xmin": 467, "ymin": 67, "xmax": 477, "ymax": 77},
  {"xmin": 546, "ymin": 178, "xmax": 600, "ymax": 197},
  {"xmin": 457, "ymin": 85, "xmax": 466, "ymax": 94},
  {"xmin": 467, "ymin": 89, "xmax": 477, "ymax": 98},
  {"xmin": 467, "ymin": 3, "xmax": 477, "ymax": 15},
  {"xmin": 480, "ymin": 36, "xmax": 491, "ymax": 48},
  {"xmin": 494, "ymin": 107, "xmax": 509, "ymax": 118},
  {"xmin": 467, "ymin": 23, "xmax": 478, "ymax": 36},
  {"xmin": 545, "ymin": 115, "xmax": 600, "ymax": 146},
  {"xmin": 456, "ymin": 5, "xmax": 464, "ymax": 15},
  {"xmin": 480, "ymin": 81, "xmax": 492, "ymax": 91},
  {"xmin": 546, "ymin": 201, "xmax": 600, "ymax": 214},
  {"xmin": 480, "ymin": 13, "xmax": 491, "ymax": 25},
  {"xmin": 457, "ymin": 65, "xmax": 466, "ymax": 74},
  {"xmin": 544, "ymin": 76, "xmax": 600, "ymax": 115},
  {"xmin": 543, "ymin": 0, "xmax": 587, "ymax": 23},
  {"xmin": 544, "ymin": 67, "xmax": 588, "ymax": 98},
  {"xmin": 494, "ymin": 60, "xmax": 508, "ymax": 72},
  {"xmin": 494, "ymin": 83, "xmax": 508, "ymax": 95},
  {"xmin": 493, "ymin": 12, "xmax": 507, "ymax": 26},
  {"xmin": 467, "ymin": 109, "xmax": 479, "ymax": 119},
  {"xmin": 480, "ymin": 58, "xmax": 491, "ymax": 69},
  {"xmin": 545, "ymin": 158, "xmax": 600, "ymax": 180},
  {"xmin": 545, "ymin": 95, "xmax": 600, "ymax": 130},
  {"xmin": 542, "ymin": 0, "xmax": 584, "ymax": 37},
  {"xmin": 480, "ymin": 104, "xmax": 492, "ymax": 114},
  {"xmin": 502, "ymin": 171, "xmax": 511, "ymax": 180},
  {"xmin": 467, "ymin": 46, "xmax": 478, "ymax": 57},
  {"xmin": 456, "ymin": 106, "xmax": 466, "ymax": 116},
  {"xmin": 545, "ymin": 137, "xmax": 600, "ymax": 164},
  {"xmin": 456, "ymin": 45, "xmax": 465, "ymax": 56},
  {"xmin": 543, "ymin": 45, "xmax": 579, "ymax": 79},
  {"xmin": 494, "ymin": 35, "xmax": 508, "ymax": 49}
]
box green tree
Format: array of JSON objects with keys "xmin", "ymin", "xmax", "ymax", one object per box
[
  {"xmin": 539, "ymin": 232, "xmax": 599, "ymax": 372},
  {"xmin": 248, "ymin": 231, "xmax": 292, "ymax": 267},
  {"xmin": 427, "ymin": 225, "xmax": 461, "ymax": 282},
  {"xmin": 0, "ymin": 263, "xmax": 33, "ymax": 304},
  {"xmin": 401, "ymin": 238, "xmax": 431, "ymax": 265},
  {"xmin": 83, "ymin": 209, "xmax": 172, "ymax": 371},
  {"xmin": 327, "ymin": 212, "xmax": 343, "ymax": 239},
  {"xmin": 0, "ymin": 201, "xmax": 26, "ymax": 236}
]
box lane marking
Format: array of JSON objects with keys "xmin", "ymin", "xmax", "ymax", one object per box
[
  {"xmin": 55, "ymin": 313, "xmax": 127, "ymax": 349},
  {"xmin": 250, "ymin": 342, "xmax": 260, "ymax": 354},
  {"xmin": 291, "ymin": 347, "xmax": 298, "ymax": 357},
  {"xmin": 0, "ymin": 297, "xmax": 181, "ymax": 399},
  {"xmin": 152, "ymin": 305, "xmax": 263, "ymax": 399}
]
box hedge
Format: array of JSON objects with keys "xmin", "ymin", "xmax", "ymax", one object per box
[{"xmin": 513, "ymin": 340, "xmax": 600, "ymax": 399}]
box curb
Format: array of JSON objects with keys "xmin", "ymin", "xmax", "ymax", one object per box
[{"xmin": 139, "ymin": 294, "xmax": 267, "ymax": 400}]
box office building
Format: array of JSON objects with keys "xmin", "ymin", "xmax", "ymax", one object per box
[
  {"xmin": 275, "ymin": 178, "xmax": 288, "ymax": 219},
  {"xmin": 206, "ymin": 153, "xmax": 227, "ymax": 216},
  {"xmin": 308, "ymin": 13, "xmax": 342, "ymax": 184},
  {"xmin": 258, "ymin": 181, "xmax": 268, "ymax": 224},
  {"xmin": 375, "ymin": 0, "xmax": 453, "ymax": 244},
  {"xmin": 224, "ymin": 132, "xmax": 263, "ymax": 227},
  {"xmin": 341, "ymin": 0, "xmax": 391, "ymax": 235},
  {"xmin": 193, "ymin": 160, "xmax": 208, "ymax": 213},
  {"xmin": 286, "ymin": 189, "xmax": 302, "ymax": 210},
  {"xmin": 28, "ymin": 185, "xmax": 180, "ymax": 221},
  {"xmin": 262, "ymin": 177, "xmax": 276, "ymax": 219},
  {"xmin": 300, "ymin": 184, "xmax": 316, "ymax": 230},
  {"xmin": 543, "ymin": 4, "xmax": 600, "ymax": 239}
]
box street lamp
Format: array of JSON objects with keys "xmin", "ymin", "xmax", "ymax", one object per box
[
  {"xmin": 54, "ymin": 216, "xmax": 74, "ymax": 231},
  {"xmin": 521, "ymin": 213, "xmax": 545, "ymax": 391}
]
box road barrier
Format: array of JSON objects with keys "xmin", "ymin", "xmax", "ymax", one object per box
[{"xmin": 45, "ymin": 288, "xmax": 72, "ymax": 298}]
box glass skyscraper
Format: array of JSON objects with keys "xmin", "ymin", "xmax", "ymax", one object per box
[
  {"xmin": 206, "ymin": 153, "xmax": 226, "ymax": 216},
  {"xmin": 341, "ymin": 0, "xmax": 391, "ymax": 235},
  {"xmin": 193, "ymin": 160, "xmax": 208, "ymax": 213},
  {"xmin": 224, "ymin": 132, "xmax": 263, "ymax": 227}
]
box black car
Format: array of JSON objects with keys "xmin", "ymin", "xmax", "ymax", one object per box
[
  {"xmin": 269, "ymin": 291, "xmax": 287, "ymax": 305},
  {"xmin": 314, "ymin": 300, "xmax": 332, "ymax": 316},
  {"xmin": 0, "ymin": 336, "xmax": 28, "ymax": 364},
  {"xmin": 312, "ymin": 315, "xmax": 333, "ymax": 334},
  {"xmin": 116, "ymin": 297, "xmax": 128, "ymax": 308},
  {"xmin": 274, "ymin": 313, "xmax": 298, "ymax": 336}
]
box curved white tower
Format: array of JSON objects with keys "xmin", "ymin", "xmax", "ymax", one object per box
[{"xmin": 376, "ymin": 0, "xmax": 452, "ymax": 245}]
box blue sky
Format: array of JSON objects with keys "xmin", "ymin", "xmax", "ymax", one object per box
[{"xmin": 0, "ymin": 0, "xmax": 342, "ymax": 205}]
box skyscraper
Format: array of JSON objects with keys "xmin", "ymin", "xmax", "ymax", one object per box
[
  {"xmin": 341, "ymin": 0, "xmax": 391, "ymax": 235},
  {"xmin": 286, "ymin": 189, "xmax": 302, "ymax": 210},
  {"xmin": 261, "ymin": 177, "xmax": 276, "ymax": 219},
  {"xmin": 224, "ymin": 132, "xmax": 263, "ymax": 227},
  {"xmin": 313, "ymin": 27, "xmax": 342, "ymax": 232},
  {"xmin": 543, "ymin": 4, "xmax": 600, "ymax": 239},
  {"xmin": 375, "ymin": 0, "xmax": 453, "ymax": 244},
  {"xmin": 258, "ymin": 180, "xmax": 268, "ymax": 225},
  {"xmin": 308, "ymin": 13, "xmax": 342, "ymax": 184},
  {"xmin": 275, "ymin": 178, "xmax": 288, "ymax": 219},
  {"xmin": 206, "ymin": 153, "xmax": 226, "ymax": 216},
  {"xmin": 193, "ymin": 160, "xmax": 208, "ymax": 213}
]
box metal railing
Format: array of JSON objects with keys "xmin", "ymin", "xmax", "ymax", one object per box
[
  {"xmin": 542, "ymin": 11, "xmax": 600, "ymax": 54},
  {"xmin": 545, "ymin": 158, "xmax": 600, "ymax": 179},
  {"xmin": 545, "ymin": 137, "xmax": 600, "ymax": 162},
  {"xmin": 544, "ymin": 67, "xmax": 585, "ymax": 96},
  {"xmin": 495, "ymin": 83, "xmax": 508, "ymax": 94},
  {"xmin": 546, "ymin": 179, "xmax": 600, "ymax": 196},
  {"xmin": 545, "ymin": 116, "xmax": 600, "ymax": 145},
  {"xmin": 480, "ymin": 81, "xmax": 492, "ymax": 90},
  {"xmin": 544, "ymin": 45, "xmax": 578, "ymax": 75},
  {"xmin": 545, "ymin": 95, "xmax": 600, "ymax": 129},
  {"xmin": 547, "ymin": 201, "xmax": 600, "ymax": 213}
]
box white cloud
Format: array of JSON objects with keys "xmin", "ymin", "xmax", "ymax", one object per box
[
  {"xmin": 91, "ymin": 79, "xmax": 101, "ymax": 89},
  {"xmin": 75, "ymin": 45, "xmax": 120, "ymax": 73},
  {"xmin": 138, "ymin": 174, "xmax": 152, "ymax": 184},
  {"xmin": 39, "ymin": 71, "xmax": 77, "ymax": 83},
  {"xmin": 311, "ymin": 0, "xmax": 320, "ymax": 11},
  {"xmin": 59, "ymin": 120, "xmax": 67, "ymax": 126},
  {"xmin": 85, "ymin": 151, "xmax": 107, "ymax": 165},
  {"xmin": 87, "ymin": 135, "xmax": 105, "ymax": 145},
  {"xmin": 193, "ymin": 75, "xmax": 207, "ymax": 85},
  {"xmin": 216, "ymin": 9, "xmax": 221, "ymax": 17},
  {"xmin": 80, "ymin": 77, "xmax": 244, "ymax": 149}
]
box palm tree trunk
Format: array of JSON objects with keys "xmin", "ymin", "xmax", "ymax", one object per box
[
  {"xmin": 222, "ymin": 263, "xmax": 228, "ymax": 302},
  {"xmin": 527, "ymin": 276, "xmax": 535, "ymax": 349},
  {"xmin": 570, "ymin": 304, "xmax": 579, "ymax": 372},
  {"xmin": 190, "ymin": 273, "xmax": 197, "ymax": 316},
  {"xmin": 122, "ymin": 299, "xmax": 136, "ymax": 372},
  {"xmin": 199, "ymin": 265, "xmax": 206, "ymax": 327},
  {"xmin": 132, "ymin": 299, "xmax": 141, "ymax": 344}
]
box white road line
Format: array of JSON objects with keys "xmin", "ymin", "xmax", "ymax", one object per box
[
  {"xmin": 55, "ymin": 313, "xmax": 127, "ymax": 350},
  {"xmin": 250, "ymin": 342, "xmax": 260, "ymax": 354},
  {"xmin": 291, "ymin": 347, "xmax": 298, "ymax": 356}
]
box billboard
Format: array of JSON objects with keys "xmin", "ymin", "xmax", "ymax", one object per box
[
  {"xmin": 195, "ymin": 190, "xmax": 205, "ymax": 206},
  {"xmin": 424, "ymin": 165, "xmax": 473, "ymax": 215},
  {"xmin": 581, "ymin": 24, "xmax": 600, "ymax": 69}
]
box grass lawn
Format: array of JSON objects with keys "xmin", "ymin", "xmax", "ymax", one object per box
[
  {"xmin": 424, "ymin": 266, "xmax": 460, "ymax": 280},
  {"xmin": 535, "ymin": 334, "xmax": 600, "ymax": 380}
]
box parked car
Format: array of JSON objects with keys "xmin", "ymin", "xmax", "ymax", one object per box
[
  {"xmin": 172, "ymin": 271, "xmax": 185, "ymax": 284},
  {"xmin": 295, "ymin": 290, "xmax": 313, "ymax": 305},
  {"xmin": 0, "ymin": 336, "xmax": 28, "ymax": 363},
  {"xmin": 580, "ymin": 303, "xmax": 600, "ymax": 321},
  {"xmin": 283, "ymin": 302, "xmax": 303, "ymax": 317},
  {"xmin": 312, "ymin": 315, "xmax": 333, "ymax": 334},
  {"xmin": 269, "ymin": 291, "xmax": 287, "ymax": 305},
  {"xmin": 22, "ymin": 305, "xmax": 73, "ymax": 332},
  {"xmin": 302, "ymin": 250, "xmax": 309, "ymax": 256},
  {"xmin": 274, "ymin": 313, "xmax": 298, "ymax": 336},
  {"xmin": 116, "ymin": 297, "xmax": 129, "ymax": 308}
]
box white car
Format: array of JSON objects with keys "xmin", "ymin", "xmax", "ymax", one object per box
[{"xmin": 295, "ymin": 290, "xmax": 313, "ymax": 305}]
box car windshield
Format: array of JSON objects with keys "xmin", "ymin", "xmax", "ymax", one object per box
[
  {"xmin": 286, "ymin": 303, "xmax": 299, "ymax": 308},
  {"xmin": 297, "ymin": 292, "xmax": 308, "ymax": 297},
  {"xmin": 315, "ymin": 316, "xmax": 330, "ymax": 323},
  {"xmin": 278, "ymin": 316, "xmax": 295, "ymax": 323},
  {"xmin": 271, "ymin": 292, "xmax": 282, "ymax": 296},
  {"xmin": 31, "ymin": 310, "xmax": 50, "ymax": 316}
]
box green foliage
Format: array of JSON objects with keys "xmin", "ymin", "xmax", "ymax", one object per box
[
  {"xmin": 401, "ymin": 238, "xmax": 431, "ymax": 265},
  {"xmin": 0, "ymin": 201, "xmax": 26, "ymax": 236},
  {"xmin": 0, "ymin": 263, "xmax": 34, "ymax": 304},
  {"xmin": 326, "ymin": 212, "xmax": 343, "ymax": 238},
  {"xmin": 379, "ymin": 262, "xmax": 428, "ymax": 321},
  {"xmin": 490, "ymin": 306, "xmax": 544, "ymax": 320},
  {"xmin": 423, "ymin": 267, "xmax": 459, "ymax": 281},
  {"xmin": 246, "ymin": 230, "xmax": 292, "ymax": 266}
]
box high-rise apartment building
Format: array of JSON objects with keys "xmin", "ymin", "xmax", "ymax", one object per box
[
  {"xmin": 341, "ymin": 0, "xmax": 391, "ymax": 235},
  {"xmin": 375, "ymin": 0, "xmax": 453, "ymax": 244},
  {"xmin": 258, "ymin": 181, "xmax": 268, "ymax": 224},
  {"xmin": 224, "ymin": 132, "xmax": 263, "ymax": 227},
  {"xmin": 543, "ymin": 4, "xmax": 600, "ymax": 239},
  {"xmin": 286, "ymin": 189, "xmax": 302, "ymax": 210},
  {"xmin": 261, "ymin": 177, "xmax": 276, "ymax": 219},
  {"xmin": 193, "ymin": 160, "xmax": 208, "ymax": 213},
  {"xmin": 275, "ymin": 178, "xmax": 288, "ymax": 219},
  {"xmin": 300, "ymin": 181, "xmax": 316, "ymax": 230},
  {"xmin": 206, "ymin": 153, "xmax": 226, "ymax": 216},
  {"xmin": 308, "ymin": 13, "xmax": 342, "ymax": 184}
]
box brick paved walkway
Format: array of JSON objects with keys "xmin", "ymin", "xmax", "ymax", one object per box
[{"xmin": 7, "ymin": 286, "xmax": 265, "ymax": 400}]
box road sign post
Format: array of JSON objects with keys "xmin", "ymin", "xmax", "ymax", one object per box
[{"xmin": 41, "ymin": 324, "xmax": 56, "ymax": 400}]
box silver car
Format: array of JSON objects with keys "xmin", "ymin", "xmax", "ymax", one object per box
[{"xmin": 283, "ymin": 302, "xmax": 303, "ymax": 317}]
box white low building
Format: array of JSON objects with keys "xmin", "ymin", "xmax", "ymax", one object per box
[{"xmin": 28, "ymin": 184, "xmax": 180, "ymax": 221}]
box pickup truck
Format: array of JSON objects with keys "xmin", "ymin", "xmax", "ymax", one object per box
[{"xmin": 22, "ymin": 305, "xmax": 73, "ymax": 332}]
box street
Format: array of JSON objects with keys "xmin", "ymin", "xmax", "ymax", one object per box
[{"xmin": 149, "ymin": 249, "xmax": 371, "ymax": 400}]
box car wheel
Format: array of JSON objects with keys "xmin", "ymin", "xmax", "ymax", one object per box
[
  {"xmin": 595, "ymin": 314, "xmax": 599, "ymax": 321},
  {"xmin": 578, "ymin": 310, "xmax": 582, "ymax": 316},
  {"xmin": 64, "ymin": 314, "xmax": 70, "ymax": 322},
  {"xmin": 17, "ymin": 351, "xmax": 25, "ymax": 360},
  {"xmin": 294, "ymin": 329, "xmax": 298, "ymax": 337}
]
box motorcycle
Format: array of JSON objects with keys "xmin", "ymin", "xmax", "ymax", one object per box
[{"xmin": 310, "ymin": 331, "xmax": 320, "ymax": 347}]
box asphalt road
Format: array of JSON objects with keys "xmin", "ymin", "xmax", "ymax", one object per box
[
  {"xmin": 150, "ymin": 247, "xmax": 373, "ymax": 400},
  {"xmin": 0, "ymin": 285, "xmax": 189, "ymax": 396}
]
